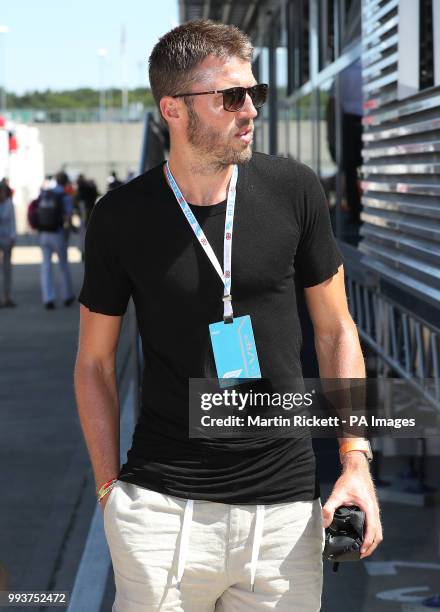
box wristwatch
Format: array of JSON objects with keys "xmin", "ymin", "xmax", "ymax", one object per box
[{"xmin": 339, "ymin": 439, "xmax": 373, "ymax": 463}]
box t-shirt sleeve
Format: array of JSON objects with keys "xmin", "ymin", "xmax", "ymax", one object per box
[
  {"xmin": 78, "ymin": 195, "xmax": 132, "ymax": 315},
  {"xmin": 294, "ymin": 163, "xmax": 343, "ymax": 288}
]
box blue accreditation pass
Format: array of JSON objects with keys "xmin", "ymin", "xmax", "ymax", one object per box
[{"xmin": 209, "ymin": 315, "xmax": 262, "ymax": 380}]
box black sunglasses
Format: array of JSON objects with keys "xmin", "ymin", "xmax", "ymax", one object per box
[{"xmin": 173, "ymin": 83, "xmax": 268, "ymax": 112}]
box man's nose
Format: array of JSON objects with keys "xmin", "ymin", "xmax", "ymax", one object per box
[{"xmin": 237, "ymin": 92, "xmax": 258, "ymax": 119}]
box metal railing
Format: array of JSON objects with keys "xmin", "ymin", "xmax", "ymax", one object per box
[
  {"xmin": 5, "ymin": 106, "xmax": 154, "ymax": 124},
  {"xmin": 341, "ymin": 243, "xmax": 440, "ymax": 410}
]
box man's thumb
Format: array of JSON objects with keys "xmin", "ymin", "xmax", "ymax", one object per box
[{"xmin": 322, "ymin": 498, "xmax": 339, "ymax": 528}]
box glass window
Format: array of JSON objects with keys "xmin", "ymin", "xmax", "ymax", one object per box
[
  {"xmin": 252, "ymin": 54, "xmax": 261, "ymax": 84},
  {"xmin": 276, "ymin": 45, "xmax": 288, "ymax": 98},
  {"xmin": 287, "ymin": 0, "xmax": 310, "ymax": 91},
  {"xmin": 298, "ymin": 94, "xmax": 313, "ymax": 168},
  {"xmin": 277, "ymin": 103, "xmax": 289, "ymax": 158},
  {"xmin": 323, "ymin": 61, "xmax": 363, "ymax": 245},
  {"xmin": 342, "ymin": 0, "xmax": 361, "ymax": 49},
  {"xmin": 318, "ymin": 78, "xmax": 338, "ymax": 238},
  {"xmin": 420, "ymin": 0, "xmax": 434, "ymax": 90},
  {"xmin": 299, "ymin": 0, "xmax": 310, "ymax": 86},
  {"xmin": 319, "ymin": 0, "xmax": 335, "ymax": 69},
  {"xmin": 254, "ymin": 47, "xmax": 270, "ymax": 154},
  {"xmin": 276, "ymin": 10, "xmax": 288, "ymax": 157},
  {"xmin": 260, "ymin": 46, "xmax": 269, "ymax": 86},
  {"xmin": 287, "ymin": 0, "xmax": 296, "ymax": 94},
  {"xmin": 287, "ymin": 104, "xmax": 299, "ymax": 160},
  {"xmin": 318, "ymin": 79, "xmax": 337, "ymax": 186}
]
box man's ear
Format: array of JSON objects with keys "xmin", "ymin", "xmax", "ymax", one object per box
[{"xmin": 160, "ymin": 96, "xmax": 181, "ymax": 123}]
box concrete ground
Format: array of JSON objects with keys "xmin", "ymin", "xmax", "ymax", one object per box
[
  {"xmin": 1, "ymin": 238, "xmax": 440, "ymax": 612},
  {"xmin": 0, "ymin": 238, "xmax": 132, "ymax": 610}
]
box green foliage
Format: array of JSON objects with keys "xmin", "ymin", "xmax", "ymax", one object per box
[{"xmin": 6, "ymin": 87, "xmax": 154, "ymax": 109}]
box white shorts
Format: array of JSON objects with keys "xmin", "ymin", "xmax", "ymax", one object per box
[{"xmin": 104, "ymin": 480, "xmax": 324, "ymax": 611}]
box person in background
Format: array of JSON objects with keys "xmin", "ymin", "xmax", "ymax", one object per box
[
  {"xmin": 326, "ymin": 59, "xmax": 363, "ymax": 225},
  {"xmin": 107, "ymin": 170, "xmax": 123, "ymax": 191},
  {"xmin": 0, "ymin": 180, "xmax": 17, "ymax": 308},
  {"xmin": 38, "ymin": 171, "xmax": 75, "ymax": 310},
  {"xmin": 75, "ymin": 174, "xmax": 99, "ymax": 228},
  {"xmin": 75, "ymin": 174, "xmax": 99, "ymax": 261},
  {"xmin": 1, "ymin": 177, "xmax": 13, "ymax": 199}
]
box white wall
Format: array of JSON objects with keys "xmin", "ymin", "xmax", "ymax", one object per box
[
  {"xmin": 33, "ymin": 122, "xmax": 144, "ymax": 195},
  {"xmin": 1, "ymin": 124, "xmax": 45, "ymax": 234}
]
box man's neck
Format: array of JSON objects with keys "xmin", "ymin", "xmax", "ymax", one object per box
[{"xmin": 165, "ymin": 150, "xmax": 233, "ymax": 206}]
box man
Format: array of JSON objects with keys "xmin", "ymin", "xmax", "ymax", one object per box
[
  {"xmin": 75, "ymin": 174, "xmax": 99, "ymax": 228},
  {"xmin": 74, "ymin": 174, "xmax": 99, "ymax": 261},
  {"xmin": 0, "ymin": 180, "xmax": 17, "ymax": 308},
  {"xmin": 107, "ymin": 170, "xmax": 124, "ymax": 191},
  {"xmin": 75, "ymin": 20, "xmax": 382, "ymax": 612},
  {"xmin": 38, "ymin": 172, "xmax": 75, "ymax": 310}
]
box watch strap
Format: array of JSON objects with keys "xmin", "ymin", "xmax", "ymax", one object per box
[{"xmin": 339, "ymin": 439, "xmax": 373, "ymax": 462}]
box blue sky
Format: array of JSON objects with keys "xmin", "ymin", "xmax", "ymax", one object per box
[{"xmin": 0, "ymin": 0, "xmax": 178, "ymax": 94}]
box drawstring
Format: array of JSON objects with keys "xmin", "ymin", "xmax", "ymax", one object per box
[
  {"xmin": 176, "ymin": 499, "xmax": 193, "ymax": 589},
  {"xmin": 176, "ymin": 500, "xmax": 265, "ymax": 591},
  {"xmin": 250, "ymin": 504, "xmax": 265, "ymax": 592}
]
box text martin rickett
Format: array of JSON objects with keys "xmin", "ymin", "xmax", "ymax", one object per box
[{"xmin": 201, "ymin": 415, "xmax": 341, "ymax": 427}]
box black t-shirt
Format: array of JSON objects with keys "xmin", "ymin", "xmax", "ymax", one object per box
[{"xmin": 78, "ymin": 152, "xmax": 343, "ymax": 505}]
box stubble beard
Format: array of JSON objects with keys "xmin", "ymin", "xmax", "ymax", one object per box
[{"xmin": 186, "ymin": 102, "xmax": 253, "ymax": 173}]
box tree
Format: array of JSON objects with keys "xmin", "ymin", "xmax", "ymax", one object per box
[{"xmin": 6, "ymin": 88, "xmax": 155, "ymax": 109}]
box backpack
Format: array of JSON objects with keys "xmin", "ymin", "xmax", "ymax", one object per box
[
  {"xmin": 27, "ymin": 198, "xmax": 40, "ymax": 230},
  {"xmin": 29, "ymin": 190, "xmax": 65, "ymax": 232}
]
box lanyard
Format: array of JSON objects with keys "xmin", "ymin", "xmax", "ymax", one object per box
[{"xmin": 165, "ymin": 161, "xmax": 238, "ymax": 323}]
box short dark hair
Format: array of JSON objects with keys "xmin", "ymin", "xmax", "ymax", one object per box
[
  {"xmin": 149, "ymin": 20, "xmax": 253, "ymax": 118},
  {"xmin": 56, "ymin": 171, "xmax": 69, "ymax": 186}
]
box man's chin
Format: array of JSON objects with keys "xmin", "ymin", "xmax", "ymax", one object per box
[
  {"xmin": 232, "ymin": 143, "xmax": 253, "ymax": 164},
  {"xmin": 204, "ymin": 142, "xmax": 254, "ymax": 167}
]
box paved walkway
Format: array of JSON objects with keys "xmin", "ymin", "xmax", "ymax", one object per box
[{"xmin": 0, "ymin": 238, "xmax": 132, "ymax": 610}]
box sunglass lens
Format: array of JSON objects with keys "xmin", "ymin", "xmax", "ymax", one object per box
[
  {"xmin": 250, "ymin": 84, "xmax": 268, "ymax": 108},
  {"xmin": 223, "ymin": 88, "xmax": 247, "ymax": 111}
]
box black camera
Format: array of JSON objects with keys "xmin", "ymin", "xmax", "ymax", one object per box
[{"xmin": 322, "ymin": 505, "xmax": 366, "ymax": 571}]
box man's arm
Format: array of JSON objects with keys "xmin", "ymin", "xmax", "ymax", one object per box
[
  {"xmin": 304, "ymin": 264, "xmax": 383, "ymax": 558},
  {"xmin": 74, "ymin": 304, "xmax": 123, "ymax": 509}
]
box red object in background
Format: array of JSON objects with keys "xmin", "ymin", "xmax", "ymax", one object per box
[
  {"xmin": 0, "ymin": 116, "xmax": 5, "ymax": 128},
  {"xmin": 8, "ymin": 133, "xmax": 18, "ymax": 152}
]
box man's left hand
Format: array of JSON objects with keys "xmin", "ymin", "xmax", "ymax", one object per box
[{"xmin": 322, "ymin": 450, "xmax": 383, "ymax": 559}]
